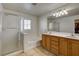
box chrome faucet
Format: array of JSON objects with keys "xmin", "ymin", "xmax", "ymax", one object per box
[{"xmin": 71, "ymin": 33, "xmax": 74, "ymax": 36}]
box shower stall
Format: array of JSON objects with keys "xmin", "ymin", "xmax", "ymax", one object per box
[
  {"xmin": 0, "ymin": 4, "xmax": 23, "ymax": 55},
  {"xmin": 1, "ymin": 14, "xmax": 23, "ymax": 56}
]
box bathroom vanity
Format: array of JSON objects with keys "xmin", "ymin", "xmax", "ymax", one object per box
[{"xmin": 42, "ymin": 32, "xmax": 79, "ymax": 56}]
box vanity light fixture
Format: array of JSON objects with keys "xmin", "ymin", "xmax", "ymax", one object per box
[
  {"xmin": 60, "ymin": 11, "xmax": 64, "ymax": 15},
  {"xmin": 53, "ymin": 13, "xmax": 56, "ymax": 16},
  {"xmin": 55, "ymin": 12, "xmax": 59, "ymax": 17},
  {"xmin": 52, "ymin": 9, "xmax": 68, "ymax": 17},
  {"xmin": 63, "ymin": 10, "xmax": 68, "ymax": 15}
]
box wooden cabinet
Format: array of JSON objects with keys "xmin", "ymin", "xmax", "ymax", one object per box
[
  {"xmin": 71, "ymin": 40, "xmax": 79, "ymax": 56},
  {"xmin": 42, "ymin": 34, "xmax": 79, "ymax": 56},
  {"xmin": 50, "ymin": 36, "xmax": 59, "ymax": 55},
  {"xmin": 68, "ymin": 40, "xmax": 79, "ymax": 56},
  {"xmin": 42, "ymin": 35, "xmax": 59, "ymax": 55},
  {"xmin": 60, "ymin": 39, "xmax": 79, "ymax": 56},
  {"xmin": 46, "ymin": 35, "xmax": 50, "ymax": 50},
  {"xmin": 59, "ymin": 38, "xmax": 68, "ymax": 56},
  {"xmin": 67, "ymin": 40, "xmax": 73, "ymax": 56},
  {"xmin": 42, "ymin": 34, "xmax": 50, "ymax": 50},
  {"xmin": 42, "ymin": 35, "xmax": 46, "ymax": 48}
]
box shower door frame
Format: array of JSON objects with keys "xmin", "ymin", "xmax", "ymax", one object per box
[{"xmin": 1, "ymin": 13, "xmax": 22, "ymax": 55}]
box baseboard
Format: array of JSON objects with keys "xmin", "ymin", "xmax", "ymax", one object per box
[{"xmin": 6, "ymin": 50, "xmax": 24, "ymax": 56}]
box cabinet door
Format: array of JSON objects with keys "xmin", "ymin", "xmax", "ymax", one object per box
[
  {"xmin": 67, "ymin": 40, "xmax": 72, "ymax": 56},
  {"xmin": 71, "ymin": 40, "xmax": 79, "ymax": 56},
  {"xmin": 46, "ymin": 36, "xmax": 50, "ymax": 50},
  {"xmin": 42, "ymin": 35, "xmax": 51, "ymax": 50},
  {"xmin": 59, "ymin": 38, "xmax": 68, "ymax": 56},
  {"xmin": 50, "ymin": 36, "xmax": 59, "ymax": 55},
  {"xmin": 42, "ymin": 35, "xmax": 46, "ymax": 48}
]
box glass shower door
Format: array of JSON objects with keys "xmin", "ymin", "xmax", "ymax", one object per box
[{"xmin": 2, "ymin": 14, "xmax": 20, "ymax": 55}]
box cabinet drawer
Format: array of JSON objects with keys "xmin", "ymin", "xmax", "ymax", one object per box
[
  {"xmin": 71, "ymin": 40, "xmax": 79, "ymax": 44},
  {"xmin": 51, "ymin": 44, "xmax": 58, "ymax": 50},
  {"xmin": 51, "ymin": 41, "xmax": 58, "ymax": 45},
  {"xmin": 50, "ymin": 37, "xmax": 59, "ymax": 42},
  {"xmin": 50, "ymin": 48, "xmax": 58, "ymax": 55},
  {"xmin": 51, "ymin": 39, "xmax": 59, "ymax": 42}
]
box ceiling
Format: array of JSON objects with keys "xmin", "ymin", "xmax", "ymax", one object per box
[{"xmin": 2, "ymin": 3, "xmax": 67, "ymax": 16}]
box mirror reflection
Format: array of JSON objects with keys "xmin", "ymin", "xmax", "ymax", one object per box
[
  {"xmin": 47, "ymin": 4, "xmax": 79, "ymax": 34},
  {"xmin": 75, "ymin": 19, "xmax": 79, "ymax": 33}
]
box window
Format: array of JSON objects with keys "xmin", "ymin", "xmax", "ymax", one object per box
[{"xmin": 24, "ymin": 19, "xmax": 31, "ymax": 30}]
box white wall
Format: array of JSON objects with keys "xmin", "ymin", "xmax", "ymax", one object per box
[
  {"xmin": 38, "ymin": 15, "xmax": 48, "ymax": 40},
  {"xmin": 0, "ymin": 3, "xmax": 3, "ymax": 55},
  {"xmin": 38, "ymin": 8, "xmax": 56, "ymax": 35}
]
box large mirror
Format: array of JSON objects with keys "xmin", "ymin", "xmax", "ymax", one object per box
[
  {"xmin": 47, "ymin": 16, "xmax": 79, "ymax": 34},
  {"xmin": 47, "ymin": 4, "xmax": 79, "ymax": 34}
]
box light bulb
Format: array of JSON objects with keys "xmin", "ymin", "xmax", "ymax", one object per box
[
  {"xmin": 60, "ymin": 11, "xmax": 64, "ymax": 16},
  {"xmin": 58, "ymin": 12, "xmax": 61, "ymax": 16},
  {"xmin": 63, "ymin": 10, "xmax": 68, "ymax": 15},
  {"xmin": 53, "ymin": 13, "xmax": 56, "ymax": 16},
  {"xmin": 56, "ymin": 12, "xmax": 59, "ymax": 17}
]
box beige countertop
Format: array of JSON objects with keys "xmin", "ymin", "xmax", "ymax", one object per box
[{"xmin": 43, "ymin": 31, "xmax": 79, "ymax": 40}]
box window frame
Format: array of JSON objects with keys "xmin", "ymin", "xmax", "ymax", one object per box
[{"xmin": 23, "ymin": 19, "xmax": 32, "ymax": 30}]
